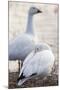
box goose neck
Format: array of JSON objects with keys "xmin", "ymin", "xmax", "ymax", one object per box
[{"xmin": 26, "ymin": 14, "xmax": 34, "ymax": 35}]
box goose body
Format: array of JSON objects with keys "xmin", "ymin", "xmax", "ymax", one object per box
[
  {"xmin": 9, "ymin": 7, "xmax": 42, "ymax": 60},
  {"xmin": 17, "ymin": 43, "xmax": 55, "ymax": 86},
  {"xmin": 9, "ymin": 33, "xmax": 35, "ymax": 60}
]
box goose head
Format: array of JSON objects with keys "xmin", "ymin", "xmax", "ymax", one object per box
[
  {"xmin": 29, "ymin": 7, "xmax": 42, "ymax": 15},
  {"xmin": 35, "ymin": 43, "xmax": 51, "ymax": 53}
]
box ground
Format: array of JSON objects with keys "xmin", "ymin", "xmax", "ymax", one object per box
[{"xmin": 9, "ymin": 73, "xmax": 58, "ymax": 89}]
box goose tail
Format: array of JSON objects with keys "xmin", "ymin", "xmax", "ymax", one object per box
[
  {"xmin": 16, "ymin": 77, "xmax": 29, "ymax": 86},
  {"xmin": 17, "ymin": 73, "xmax": 37, "ymax": 86}
]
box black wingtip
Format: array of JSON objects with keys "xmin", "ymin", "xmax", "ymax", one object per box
[
  {"xmin": 20, "ymin": 73, "xmax": 26, "ymax": 79},
  {"xmin": 31, "ymin": 73, "xmax": 37, "ymax": 76},
  {"xmin": 17, "ymin": 73, "xmax": 26, "ymax": 83}
]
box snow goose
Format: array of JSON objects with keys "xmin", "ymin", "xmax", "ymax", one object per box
[
  {"xmin": 9, "ymin": 7, "xmax": 42, "ymax": 60},
  {"xmin": 17, "ymin": 43, "xmax": 55, "ymax": 86}
]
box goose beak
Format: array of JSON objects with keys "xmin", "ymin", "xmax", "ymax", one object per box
[{"xmin": 37, "ymin": 10, "xmax": 42, "ymax": 13}]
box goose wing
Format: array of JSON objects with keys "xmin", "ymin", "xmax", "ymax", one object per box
[{"xmin": 19, "ymin": 50, "xmax": 54, "ymax": 78}]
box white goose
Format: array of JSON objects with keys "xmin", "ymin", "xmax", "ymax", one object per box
[
  {"xmin": 17, "ymin": 43, "xmax": 55, "ymax": 86},
  {"xmin": 9, "ymin": 7, "xmax": 42, "ymax": 61}
]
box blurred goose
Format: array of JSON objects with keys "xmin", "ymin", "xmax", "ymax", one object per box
[
  {"xmin": 9, "ymin": 7, "xmax": 42, "ymax": 61},
  {"xmin": 17, "ymin": 43, "xmax": 55, "ymax": 86}
]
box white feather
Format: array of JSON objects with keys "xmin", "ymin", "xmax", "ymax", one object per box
[{"xmin": 9, "ymin": 34, "xmax": 35, "ymax": 60}]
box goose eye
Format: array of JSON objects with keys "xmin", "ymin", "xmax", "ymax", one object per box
[
  {"xmin": 33, "ymin": 7, "xmax": 35, "ymax": 10},
  {"xmin": 37, "ymin": 48, "xmax": 39, "ymax": 51}
]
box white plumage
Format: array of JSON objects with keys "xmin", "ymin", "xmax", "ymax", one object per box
[
  {"xmin": 17, "ymin": 43, "xmax": 55, "ymax": 86},
  {"xmin": 9, "ymin": 7, "xmax": 42, "ymax": 60},
  {"xmin": 9, "ymin": 34, "xmax": 35, "ymax": 60}
]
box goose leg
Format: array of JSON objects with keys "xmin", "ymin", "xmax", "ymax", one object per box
[
  {"xmin": 18, "ymin": 60, "xmax": 23, "ymax": 73},
  {"xmin": 18, "ymin": 60, "xmax": 21, "ymax": 74}
]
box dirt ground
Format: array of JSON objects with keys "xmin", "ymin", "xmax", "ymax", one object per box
[{"xmin": 9, "ymin": 73, "xmax": 58, "ymax": 89}]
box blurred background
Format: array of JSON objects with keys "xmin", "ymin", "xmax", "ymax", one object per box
[{"xmin": 8, "ymin": 1, "xmax": 59, "ymax": 88}]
